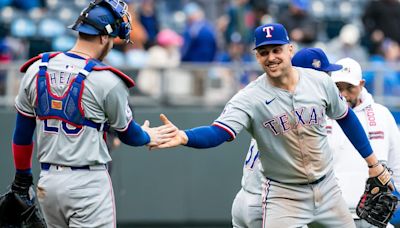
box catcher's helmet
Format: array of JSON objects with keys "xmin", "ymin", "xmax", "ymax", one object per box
[{"xmin": 69, "ymin": 0, "xmax": 132, "ymax": 43}]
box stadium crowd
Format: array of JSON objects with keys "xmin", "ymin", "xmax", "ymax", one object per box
[{"xmin": 0, "ymin": 0, "xmax": 400, "ymax": 99}]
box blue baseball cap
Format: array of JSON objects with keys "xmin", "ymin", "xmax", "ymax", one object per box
[
  {"xmin": 291, "ymin": 48, "xmax": 343, "ymax": 72},
  {"xmin": 253, "ymin": 23, "xmax": 290, "ymax": 49}
]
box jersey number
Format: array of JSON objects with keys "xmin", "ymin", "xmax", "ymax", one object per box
[
  {"xmin": 244, "ymin": 144, "xmax": 259, "ymax": 169},
  {"xmin": 44, "ymin": 119, "xmax": 83, "ymax": 136}
]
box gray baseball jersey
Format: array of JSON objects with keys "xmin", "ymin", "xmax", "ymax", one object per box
[
  {"xmin": 214, "ymin": 67, "xmax": 348, "ymax": 184},
  {"xmin": 15, "ymin": 53, "xmax": 132, "ymax": 166},
  {"xmin": 241, "ymin": 138, "xmax": 264, "ymax": 194}
]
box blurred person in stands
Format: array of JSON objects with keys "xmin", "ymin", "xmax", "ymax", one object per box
[
  {"xmin": 328, "ymin": 57, "xmax": 400, "ymax": 228},
  {"xmin": 12, "ymin": 0, "xmax": 43, "ymax": 11},
  {"xmin": 181, "ymin": 2, "xmax": 217, "ymax": 96},
  {"xmin": 362, "ymin": 0, "xmax": 400, "ymax": 55},
  {"xmin": 181, "ymin": 2, "xmax": 217, "ymax": 62},
  {"xmin": 138, "ymin": 0, "xmax": 159, "ymax": 49},
  {"xmin": 363, "ymin": 38, "xmax": 400, "ymax": 96},
  {"xmin": 0, "ymin": 39, "xmax": 11, "ymax": 95},
  {"xmin": 224, "ymin": 0, "xmax": 255, "ymax": 46},
  {"xmin": 278, "ymin": 0, "xmax": 318, "ymax": 46},
  {"xmin": 326, "ymin": 24, "xmax": 368, "ymax": 63},
  {"xmin": 0, "ymin": 0, "xmax": 11, "ymax": 9},
  {"xmin": 215, "ymin": 32, "xmax": 256, "ymax": 88},
  {"xmin": 117, "ymin": 1, "xmax": 149, "ymax": 68},
  {"xmin": 137, "ymin": 29, "xmax": 192, "ymax": 98}
]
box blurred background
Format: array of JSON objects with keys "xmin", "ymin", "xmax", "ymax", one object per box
[{"xmin": 0, "ymin": 0, "xmax": 400, "ymax": 227}]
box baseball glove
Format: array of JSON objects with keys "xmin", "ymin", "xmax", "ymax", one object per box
[
  {"xmin": 0, "ymin": 173, "xmax": 46, "ymax": 228},
  {"xmin": 356, "ymin": 166, "xmax": 398, "ymax": 228}
]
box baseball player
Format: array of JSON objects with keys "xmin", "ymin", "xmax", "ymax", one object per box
[
  {"xmin": 328, "ymin": 57, "xmax": 400, "ymax": 228},
  {"xmin": 151, "ymin": 23, "xmax": 393, "ymax": 227},
  {"xmin": 231, "ymin": 47, "xmax": 343, "ymax": 228},
  {"xmin": 10, "ymin": 0, "xmax": 176, "ymax": 227}
]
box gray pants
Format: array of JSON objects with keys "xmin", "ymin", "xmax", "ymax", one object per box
[
  {"xmin": 37, "ymin": 165, "xmax": 115, "ymax": 228},
  {"xmin": 232, "ymin": 188, "xmax": 263, "ymax": 228},
  {"xmin": 262, "ymin": 171, "xmax": 355, "ymax": 228}
]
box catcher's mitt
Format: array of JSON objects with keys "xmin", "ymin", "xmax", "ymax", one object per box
[
  {"xmin": 356, "ymin": 166, "xmax": 398, "ymax": 228},
  {"xmin": 0, "ymin": 173, "xmax": 46, "ymax": 228}
]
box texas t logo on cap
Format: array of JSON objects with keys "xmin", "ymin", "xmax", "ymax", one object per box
[{"xmin": 254, "ymin": 23, "xmax": 290, "ymax": 49}]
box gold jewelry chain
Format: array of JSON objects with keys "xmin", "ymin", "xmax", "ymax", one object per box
[{"xmin": 69, "ymin": 50, "xmax": 93, "ymax": 59}]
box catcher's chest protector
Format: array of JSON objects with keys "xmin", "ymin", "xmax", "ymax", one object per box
[
  {"xmin": 35, "ymin": 52, "xmax": 105, "ymax": 131},
  {"xmin": 21, "ymin": 52, "xmax": 135, "ymax": 131},
  {"xmin": 20, "ymin": 52, "xmax": 135, "ymax": 131}
]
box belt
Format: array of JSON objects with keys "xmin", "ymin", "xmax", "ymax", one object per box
[
  {"xmin": 41, "ymin": 163, "xmax": 106, "ymax": 171},
  {"xmin": 267, "ymin": 174, "xmax": 327, "ymax": 185},
  {"xmin": 298, "ymin": 175, "xmax": 326, "ymax": 185}
]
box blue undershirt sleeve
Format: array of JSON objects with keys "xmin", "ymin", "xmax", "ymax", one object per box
[
  {"xmin": 117, "ymin": 121, "xmax": 150, "ymax": 146},
  {"xmin": 336, "ymin": 108, "xmax": 373, "ymax": 158},
  {"xmin": 13, "ymin": 113, "xmax": 36, "ymax": 145},
  {"xmin": 184, "ymin": 125, "xmax": 231, "ymax": 148}
]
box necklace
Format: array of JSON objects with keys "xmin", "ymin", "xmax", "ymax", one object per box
[{"xmin": 69, "ymin": 50, "xmax": 93, "ymax": 59}]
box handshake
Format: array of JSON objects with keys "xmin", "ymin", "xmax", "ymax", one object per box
[{"xmin": 141, "ymin": 114, "xmax": 187, "ymax": 150}]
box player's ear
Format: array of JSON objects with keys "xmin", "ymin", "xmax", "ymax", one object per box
[
  {"xmin": 288, "ymin": 44, "xmax": 295, "ymax": 57},
  {"xmin": 100, "ymin": 35, "xmax": 109, "ymax": 45},
  {"xmin": 360, "ymin": 79, "xmax": 366, "ymax": 88}
]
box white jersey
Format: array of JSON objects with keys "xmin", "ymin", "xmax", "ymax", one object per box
[
  {"xmin": 215, "ymin": 67, "xmax": 348, "ymax": 184},
  {"xmin": 15, "ymin": 53, "xmax": 133, "ymax": 166},
  {"xmin": 328, "ymin": 88, "xmax": 400, "ymax": 213}
]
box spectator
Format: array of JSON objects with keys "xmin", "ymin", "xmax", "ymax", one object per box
[
  {"xmin": 224, "ymin": 0, "xmax": 255, "ymax": 45},
  {"xmin": 137, "ymin": 29, "xmax": 192, "ymax": 98},
  {"xmin": 326, "ymin": 24, "xmax": 369, "ymax": 63},
  {"xmin": 363, "ymin": 38, "xmax": 400, "ymax": 96},
  {"xmin": 181, "ymin": 2, "xmax": 217, "ymax": 62},
  {"xmin": 138, "ymin": 0, "xmax": 159, "ymax": 49},
  {"xmin": 12, "ymin": 0, "xmax": 43, "ymax": 11},
  {"xmin": 0, "ymin": 0, "xmax": 11, "ymax": 9},
  {"xmin": 0, "ymin": 39, "xmax": 11, "ymax": 95},
  {"xmin": 362, "ymin": 0, "xmax": 400, "ymax": 55},
  {"xmin": 119, "ymin": 1, "xmax": 149, "ymax": 67},
  {"xmin": 215, "ymin": 33, "xmax": 256, "ymax": 87},
  {"xmin": 216, "ymin": 33, "xmax": 253, "ymax": 63},
  {"xmin": 278, "ymin": 0, "xmax": 318, "ymax": 46}
]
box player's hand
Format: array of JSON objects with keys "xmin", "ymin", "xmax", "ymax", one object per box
[
  {"xmin": 153, "ymin": 114, "xmax": 179, "ymax": 139},
  {"xmin": 141, "ymin": 114, "xmax": 179, "ymax": 147},
  {"xmin": 369, "ymin": 163, "xmax": 395, "ymax": 191},
  {"xmin": 148, "ymin": 114, "xmax": 187, "ymax": 150},
  {"xmin": 149, "ymin": 130, "xmax": 188, "ymax": 150}
]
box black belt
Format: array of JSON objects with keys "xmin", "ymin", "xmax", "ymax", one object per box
[
  {"xmin": 41, "ymin": 163, "xmax": 105, "ymax": 171},
  {"xmin": 267, "ymin": 174, "xmax": 327, "ymax": 185},
  {"xmin": 298, "ymin": 175, "xmax": 326, "ymax": 185}
]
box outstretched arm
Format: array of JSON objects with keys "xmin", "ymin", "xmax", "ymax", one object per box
[
  {"xmin": 150, "ymin": 115, "xmax": 231, "ymax": 149},
  {"xmin": 117, "ymin": 114, "xmax": 178, "ymax": 147}
]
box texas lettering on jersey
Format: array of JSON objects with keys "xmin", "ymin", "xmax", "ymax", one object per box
[{"xmin": 263, "ymin": 106, "xmax": 325, "ymax": 135}]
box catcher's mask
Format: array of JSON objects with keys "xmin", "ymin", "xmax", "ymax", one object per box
[{"xmin": 69, "ymin": 0, "xmax": 132, "ymax": 43}]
